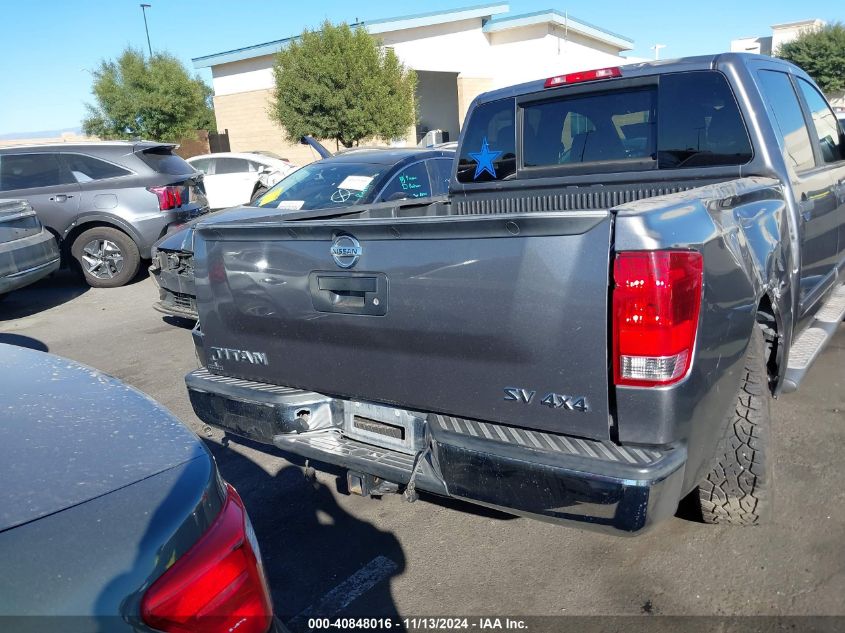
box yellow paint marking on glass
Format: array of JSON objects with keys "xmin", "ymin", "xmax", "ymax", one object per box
[{"xmin": 259, "ymin": 188, "xmax": 283, "ymax": 206}]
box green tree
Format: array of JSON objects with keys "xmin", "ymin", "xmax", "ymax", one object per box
[
  {"xmin": 777, "ymin": 22, "xmax": 845, "ymax": 93},
  {"xmin": 83, "ymin": 48, "xmax": 215, "ymax": 142},
  {"xmin": 271, "ymin": 21, "xmax": 416, "ymax": 149}
]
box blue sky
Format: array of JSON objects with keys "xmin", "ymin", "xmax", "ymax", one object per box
[{"xmin": 0, "ymin": 0, "xmax": 841, "ymax": 134}]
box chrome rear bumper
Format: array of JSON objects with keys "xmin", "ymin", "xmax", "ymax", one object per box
[{"xmin": 186, "ymin": 368, "xmax": 687, "ymax": 535}]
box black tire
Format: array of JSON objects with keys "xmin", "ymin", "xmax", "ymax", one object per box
[
  {"xmin": 70, "ymin": 226, "xmax": 140, "ymax": 288},
  {"xmin": 698, "ymin": 326, "xmax": 773, "ymax": 525},
  {"xmin": 250, "ymin": 185, "xmax": 268, "ymax": 204}
]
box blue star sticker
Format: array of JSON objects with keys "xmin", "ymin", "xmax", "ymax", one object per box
[{"xmin": 469, "ymin": 137, "xmax": 502, "ymax": 179}]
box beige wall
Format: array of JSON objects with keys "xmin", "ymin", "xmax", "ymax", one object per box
[
  {"xmin": 213, "ymin": 89, "xmax": 328, "ymax": 165},
  {"xmin": 213, "ymin": 89, "xmax": 409, "ymax": 165},
  {"xmin": 457, "ymin": 76, "xmax": 494, "ymax": 127},
  {"xmin": 828, "ymin": 90, "xmax": 845, "ymax": 109}
]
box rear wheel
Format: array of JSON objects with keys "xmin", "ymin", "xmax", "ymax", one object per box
[
  {"xmin": 71, "ymin": 226, "xmax": 140, "ymax": 288},
  {"xmin": 697, "ymin": 326, "xmax": 773, "ymax": 525}
]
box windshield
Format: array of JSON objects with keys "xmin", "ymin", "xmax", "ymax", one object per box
[{"xmin": 252, "ymin": 161, "xmax": 384, "ymax": 210}]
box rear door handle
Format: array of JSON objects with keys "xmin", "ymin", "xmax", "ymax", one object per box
[{"xmin": 49, "ymin": 194, "xmax": 74, "ymax": 203}]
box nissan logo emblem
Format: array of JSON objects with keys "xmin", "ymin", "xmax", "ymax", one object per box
[{"xmin": 330, "ymin": 235, "xmax": 362, "ymax": 268}]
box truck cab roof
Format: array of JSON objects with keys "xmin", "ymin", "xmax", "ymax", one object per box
[{"xmin": 472, "ymin": 53, "xmax": 810, "ymax": 107}]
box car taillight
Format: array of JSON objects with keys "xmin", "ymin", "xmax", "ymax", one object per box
[
  {"xmin": 544, "ymin": 66, "xmax": 622, "ymax": 88},
  {"xmin": 141, "ymin": 484, "xmax": 272, "ymax": 633},
  {"xmin": 612, "ymin": 250, "xmax": 703, "ymax": 387},
  {"xmin": 148, "ymin": 185, "xmax": 183, "ymax": 211}
]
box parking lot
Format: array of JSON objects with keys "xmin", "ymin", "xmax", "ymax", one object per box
[{"xmin": 1, "ymin": 270, "xmax": 843, "ymax": 626}]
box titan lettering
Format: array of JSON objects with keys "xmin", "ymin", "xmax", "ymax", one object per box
[{"xmin": 210, "ymin": 347, "xmax": 269, "ymax": 366}]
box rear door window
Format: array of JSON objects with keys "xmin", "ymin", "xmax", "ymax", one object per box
[
  {"xmin": 657, "ymin": 72, "xmax": 753, "ymax": 168},
  {"xmin": 456, "ymin": 98, "xmax": 516, "ymax": 183},
  {"xmin": 378, "ymin": 161, "xmax": 432, "ymax": 201},
  {"xmin": 190, "ymin": 158, "xmax": 212, "ymax": 173},
  {"xmin": 796, "ymin": 78, "xmax": 844, "ymax": 164},
  {"xmin": 0, "ymin": 153, "xmax": 76, "ymax": 191},
  {"xmin": 427, "ymin": 158, "xmax": 453, "ymax": 195},
  {"xmin": 62, "ymin": 154, "xmax": 131, "ymax": 183},
  {"xmin": 757, "ymin": 71, "xmax": 816, "ymax": 173},
  {"xmin": 213, "ymin": 158, "xmax": 251, "ymax": 174}
]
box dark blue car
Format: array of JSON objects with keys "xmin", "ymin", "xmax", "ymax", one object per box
[
  {"xmin": 0, "ymin": 343, "xmax": 278, "ymax": 632},
  {"xmin": 149, "ymin": 146, "xmax": 455, "ymax": 319}
]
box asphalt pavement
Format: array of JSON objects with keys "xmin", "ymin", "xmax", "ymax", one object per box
[{"xmin": 1, "ymin": 270, "xmax": 843, "ymax": 628}]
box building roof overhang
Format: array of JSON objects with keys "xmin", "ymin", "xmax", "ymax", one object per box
[
  {"xmin": 191, "ymin": 2, "xmax": 634, "ymax": 69},
  {"xmin": 192, "ymin": 2, "xmax": 509, "ymax": 69},
  {"xmin": 482, "ymin": 9, "xmax": 633, "ymax": 51}
]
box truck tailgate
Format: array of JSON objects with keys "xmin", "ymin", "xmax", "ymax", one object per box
[{"xmin": 195, "ymin": 211, "xmax": 613, "ymax": 440}]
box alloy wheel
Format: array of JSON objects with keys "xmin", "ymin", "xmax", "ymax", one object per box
[{"xmin": 81, "ymin": 239, "xmax": 124, "ymax": 280}]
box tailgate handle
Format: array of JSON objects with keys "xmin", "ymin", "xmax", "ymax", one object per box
[
  {"xmin": 310, "ymin": 272, "xmax": 387, "ymax": 316},
  {"xmin": 318, "ymin": 276, "xmax": 377, "ymax": 293}
]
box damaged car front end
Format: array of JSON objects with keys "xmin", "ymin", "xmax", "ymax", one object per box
[{"xmin": 149, "ymin": 225, "xmax": 198, "ymax": 319}]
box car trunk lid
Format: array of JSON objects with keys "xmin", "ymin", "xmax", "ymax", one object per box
[
  {"xmin": 0, "ymin": 199, "xmax": 42, "ymax": 242},
  {"xmin": 0, "ymin": 344, "xmax": 206, "ymax": 533}
]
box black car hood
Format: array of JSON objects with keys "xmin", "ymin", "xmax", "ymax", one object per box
[{"xmin": 0, "ymin": 344, "xmax": 206, "ymax": 532}]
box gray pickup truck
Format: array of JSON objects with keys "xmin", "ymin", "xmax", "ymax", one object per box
[{"xmin": 185, "ymin": 53, "xmax": 845, "ymax": 535}]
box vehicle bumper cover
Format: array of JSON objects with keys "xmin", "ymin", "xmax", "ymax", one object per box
[
  {"xmin": 148, "ymin": 257, "xmax": 197, "ymax": 318},
  {"xmin": 186, "ymin": 369, "xmax": 686, "ymax": 535},
  {"xmin": 0, "ymin": 228, "xmax": 60, "ymax": 294},
  {"xmin": 134, "ymin": 205, "xmax": 208, "ymax": 258}
]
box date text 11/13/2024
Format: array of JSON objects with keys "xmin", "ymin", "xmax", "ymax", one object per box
[{"xmin": 307, "ymin": 617, "xmax": 529, "ymax": 630}]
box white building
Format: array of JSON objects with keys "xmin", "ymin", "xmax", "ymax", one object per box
[
  {"xmin": 729, "ymin": 19, "xmax": 844, "ymax": 107},
  {"xmin": 730, "ymin": 19, "xmax": 825, "ymax": 56},
  {"xmin": 192, "ymin": 2, "xmax": 636, "ymax": 164}
]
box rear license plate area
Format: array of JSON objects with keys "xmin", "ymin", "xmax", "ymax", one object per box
[{"xmin": 342, "ymin": 401, "xmax": 424, "ymax": 454}]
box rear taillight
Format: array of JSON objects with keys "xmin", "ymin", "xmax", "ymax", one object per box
[
  {"xmin": 148, "ymin": 185, "xmax": 184, "ymax": 211},
  {"xmin": 612, "ymin": 251, "xmax": 704, "ymax": 387},
  {"xmin": 141, "ymin": 484, "xmax": 272, "ymax": 633},
  {"xmin": 544, "ymin": 66, "xmax": 622, "ymax": 88}
]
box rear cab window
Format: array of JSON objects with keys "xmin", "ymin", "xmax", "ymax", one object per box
[{"xmin": 456, "ymin": 70, "xmax": 752, "ymax": 184}]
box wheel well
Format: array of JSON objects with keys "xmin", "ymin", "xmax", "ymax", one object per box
[
  {"xmin": 44, "ymin": 226, "xmax": 62, "ymax": 250},
  {"xmin": 755, "ymin": 295, "xmax": 779, "ymax": 391},
  {"xmin": 63, "ymin": 221, "xmax": 132, "ymax": 255}
]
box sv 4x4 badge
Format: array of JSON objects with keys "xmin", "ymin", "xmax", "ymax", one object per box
[{"xmin": 504, "ymin": 387, "xmax": 589, "ymax": 412}]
